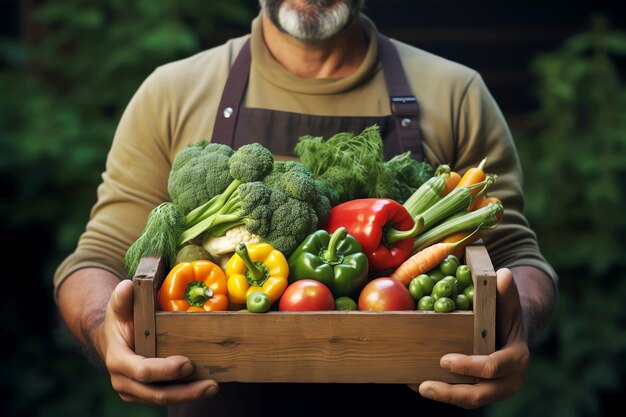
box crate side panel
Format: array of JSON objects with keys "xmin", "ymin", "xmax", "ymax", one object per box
[{"xmin": 156, "ymin": 311, "xmax": 476, "ymax": 384}]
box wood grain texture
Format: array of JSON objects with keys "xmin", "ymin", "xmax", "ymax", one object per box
[
  {"xmin": 466, "ymin": 245, "xmax": 497, "ymax": 355},
  {"xmin": 132, "ymin": 256, "xmax": 165, "ymax": 358},
  {"xmin": 156, "ymin": 310, "xmax": 477, "ymax": 384}
]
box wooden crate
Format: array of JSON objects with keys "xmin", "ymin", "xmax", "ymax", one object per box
[{"xmin": 132, "ymin": 244, "xmax": 496, "ymax": 384}]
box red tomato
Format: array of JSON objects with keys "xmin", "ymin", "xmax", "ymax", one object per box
[
  {"xmin": 358, "ymin": 277, "xmax": 415, "ymax": 311},
  {"xmin": 279, "ymin": 279, "xmax": 335, "ymax": 311}
]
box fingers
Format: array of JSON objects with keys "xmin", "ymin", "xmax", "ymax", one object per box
[
  {"xmin": 496, "ymin": 268, "xmax": 527, "ymax": 344},
  {"xmin": 439, "ymin": 342, "xmax": 529, "ymax": 380},
  {"xmin": 111, "ymin": 372, "xmax": 219, "ymax": 406},
  {"xmin": 416, "ymin": 377, "xmax": 521, "ymax": 409},
  {"xmin": 109, "ymin": 279, "xmax": 135, "ymax": 321},
  {"xmin": 106, "ymin": 353, "xmax": 196, "ymax": 383},
  {"xmin": 106, "ymin": 352, "xmax": 220, "ymax": 406}
]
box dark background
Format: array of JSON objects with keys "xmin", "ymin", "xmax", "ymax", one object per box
[{"xmin": 1, "ymin": 1, "xmax": 625, "ymax": 416}]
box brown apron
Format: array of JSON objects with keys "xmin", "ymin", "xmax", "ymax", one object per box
[
  {"xmin": 211, "ymin": 34, "xmax": 422, "ymax": 161},
  {"xmin": 169, "ymin": 34, "xmax": 462, "ymax": 417}
]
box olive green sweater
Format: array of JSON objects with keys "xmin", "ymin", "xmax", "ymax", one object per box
[{"xmin": 53, "ymin": 15, "xmax": 557, "ymax": 296}]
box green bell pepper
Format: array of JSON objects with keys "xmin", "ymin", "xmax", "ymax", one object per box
[{"xmin": 287, "ymin": 227, "xmax": 369, "ymax": 298}]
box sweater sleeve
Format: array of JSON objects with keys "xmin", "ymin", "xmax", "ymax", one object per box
[
  {"xmin": 53, "ymin": 69, "xmax": 172, "ymax": 299},
  {"xmin": 453, "ymin": 73, "xmax": 558, "ymax": 289}
]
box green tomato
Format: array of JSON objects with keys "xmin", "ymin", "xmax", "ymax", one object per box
[
  {"xmin": 456, "ymin": 265, "xmax": 472, "ymax": 288},
  {"xmin": 246, "ymin": 291, "xmax": 271, "ymax": 313},
  {"xmin": 417, "ymin": 295, "xmax": 435, "ymax": 311},
  {"xmin": 428, "ymin": 269, "xmax": 445, "ymax": 283},
  {"xmin": 415, "ymin": 274, "xmax": 435, "ymax": 295},
  {"xmin": 408, "ymin": 278, "xmax": 425, "ymax": 301},
  {"xmin": 455, "ymin": 294, "xmax": 471, "ymax": 310},
  {"xmin": 439, "ymin": 255, "xmax": 460, "ymax": 276},
  {"xmin": 432, "ymin": 280, "xmax": 453, "ymax": 301},
  {"xmin": 463, "ymin": 285, "xmax": 474, "ymax": 305},
  {"xmin": 335, "ymin": 296, "xmax": 358, "ymax": 311},
  {"xmin": 434, "ymin": 297, "xmax": 456, "ymax": 313},
  {"xmin": 441, "ymin": 276, "xmax": 460, "ymax": 298}
]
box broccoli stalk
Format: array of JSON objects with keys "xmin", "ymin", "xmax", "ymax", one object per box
[{"xmin": 179, "ymin": 182, "xmax": 272, "ymax": 244}]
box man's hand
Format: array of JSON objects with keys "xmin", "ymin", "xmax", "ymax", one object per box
[
  {"xmin": 410, "ymin": 268, "xmax": 530, "ymax": 409},
  {"xmin": 97, "ymin": 279, "xmax": 219, "ymax": 405}
]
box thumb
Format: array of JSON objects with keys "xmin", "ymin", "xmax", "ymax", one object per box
[
  {"xmin": 108, "ymin": 279, "xmax": 134, "ymax": 321},
  {"xmin": 496, "ymin": 268, "xmax": 526, "ymax": 344}
]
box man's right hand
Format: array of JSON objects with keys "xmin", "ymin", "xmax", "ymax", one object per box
[
  {"xmin": 58, "ymin": 270, "xmax": 219, "ymax": 406},
  {"xmin": 99, "ymin": 279, "xmax": 219, "ymax": 405}
]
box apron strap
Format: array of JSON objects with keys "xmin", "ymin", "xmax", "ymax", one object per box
[
  {"xmin": 212, "ymin": 39, "xmax": 252, "ymax": 147},
  {"xmin": 377, "ymin": 34, "xmax": 422, "ymax": 160}
]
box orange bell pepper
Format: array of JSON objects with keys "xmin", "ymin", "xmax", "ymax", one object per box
[
  {"xmin": 226, "ymin": 242, "xmax": 289, "ymax": 305},
  {"xmin": 158, "ymin": 260, "xmax": 229, "ymax": 312}
]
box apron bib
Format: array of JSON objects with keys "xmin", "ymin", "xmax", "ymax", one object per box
[
  {"xmin": 170, "ymin": 33, "xmax": 427, "ymax": 417},
  {"xmin": 211, "ymin": 34, "xmax": 423, "ymax": 161}
]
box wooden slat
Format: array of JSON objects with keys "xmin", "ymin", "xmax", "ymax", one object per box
[
  {"xmin": 132, "ymin": 256, "xmax": 165, "ymax": 358},
  {"xmin": 156, "ymin": 310, "xmax": 477, "ymax": 384},
  {"xmin": 466, "ymin": 245, "xmax": 497, "ymax": 355}
]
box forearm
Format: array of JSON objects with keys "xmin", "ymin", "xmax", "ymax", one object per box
[
  {"xmin": 57, "ymin": 268, "xmax": 121, "ymax": 364},
  {"xmin": 510, "ymin": 265, "xmax": 556, "ymax": 344}
]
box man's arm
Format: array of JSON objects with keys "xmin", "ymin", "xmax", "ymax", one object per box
[
  {"xmin": 57, "ymin": 268, "xmax": 219, "ymax": 405},
  {"xmin": 411, "ymin": 265, "xmax": 555, "ymax": 409}
]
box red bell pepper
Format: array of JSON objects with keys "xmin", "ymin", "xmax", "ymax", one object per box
[{"xmin": 325, "ymin": 198, "xmax": 423, "ymax": 272}]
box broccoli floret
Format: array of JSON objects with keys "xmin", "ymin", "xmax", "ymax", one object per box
[
  {"xmin": 263, "ymin": 189, "xmax": 319, "ymax": 255},
  {"xmin": 168, "ymin": 141, "xmax": 234, "ymax": 214},
  {"xmin": 262, "ymin": 161, "xmax": 315, "ymax": 202},
  {"xmin": 228, "ymin": 143, "xmax": 274, "ymax": 182}
]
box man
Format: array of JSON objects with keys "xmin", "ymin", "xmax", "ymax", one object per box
[{"xmin": 55, "ymin": 0, "xmax": 557, "ymax": 415}]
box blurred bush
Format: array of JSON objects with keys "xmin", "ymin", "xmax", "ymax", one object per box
[
  {"xmin": 0, "ymin": 1, "xmax": 254, "ymax": 416},
  {"xmin": 486, "ymin": 15, "xmax": 626, "ymax": 417}
]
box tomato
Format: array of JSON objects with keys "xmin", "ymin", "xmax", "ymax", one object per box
[
  {"xmin": 358, "ymin": 277, "xmax": 414, "ymax": 311},
  {"xmin": 455, "ymin": 264, "xmax": 472, "ymax": 288},
  {"xmin": 335, "ymin": 296, "xmax": 358, "ymax": 311},
  {"xmin": 246, "ymin": 291, "xmax": 271, "ymax": 313},
  {"xmin": 439, "ymin": 255, "xmax": 460, "ymax": 276},
  {"xmin": 279, "ymin": 279, "xmax": 335, "ymax": 311},
  {"xmin": 434, "ymin": 297, "xmax": 455, "ymax": 313}
]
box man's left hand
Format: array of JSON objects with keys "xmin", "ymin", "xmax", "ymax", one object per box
[{"xmin": 409, "ymin": 268, "xmax": 530, "ymax": 409}]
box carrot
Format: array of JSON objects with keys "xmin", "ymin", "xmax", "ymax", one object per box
[
  {"xmin": 456, "ymin": 158, "xmax": 487, "ymax": 196},
  {"xmin": 443, "ymin": 171, "xmax": 461, "ymax": 196},
  {"xmin": 442, "ymin": 231, "xmax": 480, "ymax": 260},
  {"xmin": 391, "ymin": 230, "xmax": 479, "ymax": 286}
]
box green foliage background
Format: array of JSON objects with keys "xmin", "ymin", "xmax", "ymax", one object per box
[{"xmin": 1, "ymin": 1, "xmax": 624, "ymax": 416}]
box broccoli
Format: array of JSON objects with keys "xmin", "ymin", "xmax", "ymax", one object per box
[
  {"xmin": 228, "ymin": 143, "xmax": 274, "ymax": 182},
  {"xmin": 182, "ymin": 143, "xmax": 276, "ymax": 228},
  {"xmin": 168, "ymin": 141, "xmax": 234, "ymax": 214},
  {"xmin": 263, "ymin": 190, "xmax": 319, "ymax": 254},
  {"xmin": 185, "ymin": 181, "xmax": 318, "ymax": 256},
  {"xmin": 263, "ymin": 160, "xmax": 332, "ymax": 226}
]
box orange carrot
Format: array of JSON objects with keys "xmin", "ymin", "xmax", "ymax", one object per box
[
  {"xmin": 443, "ymin": 171, "xmax": 462, "ymax": 196},
  {"xmin": 391, "ymin": 231, "xmax": 479, "ymax": 286},
  {"xmin": 442, "ymin": 231, "xmax": 480, "ymax": 260},
  {"xmin": 456, "ymin": 158, "xmax": 487, "ymax": 196}
]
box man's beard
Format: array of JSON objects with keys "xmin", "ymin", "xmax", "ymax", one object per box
[{"xmin": 260, "ymin": 0, "xmax": 364, "ymax": 42}]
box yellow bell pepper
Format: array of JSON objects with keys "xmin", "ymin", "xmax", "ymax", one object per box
[
  {"xmin": 158, "ymin": 260, "xmax": 229, "ymax": 312},
  {"xmin": 226, "ymin": 242, "xmax": 289, "ymax": 305}
]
